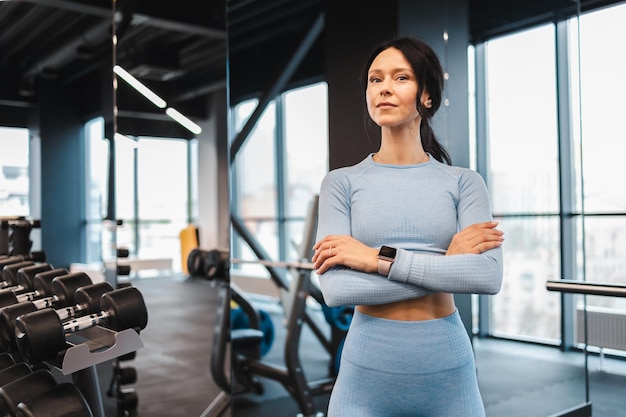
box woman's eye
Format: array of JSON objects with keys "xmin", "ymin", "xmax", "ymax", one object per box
[{"xmin": 369, "ymin": 77, "xmax": 381, "ymax": 83}]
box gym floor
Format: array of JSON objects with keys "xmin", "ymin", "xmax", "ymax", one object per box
[
  {"xmin": 120, "ymin": 275, "xmax": 626, "ymax": 417},
  {"xmin": 98, "ymin": 275, "xmax": 221, "ymax": 417}
]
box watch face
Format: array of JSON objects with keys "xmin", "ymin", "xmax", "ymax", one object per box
[{"xmin": 379, "ymin": 246, "xmax": 396, "ymax": 259}]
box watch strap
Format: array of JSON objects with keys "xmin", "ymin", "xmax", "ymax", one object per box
[{"xmin": 378, "ymin": 258, "xmax": 393, "ymax": 276}]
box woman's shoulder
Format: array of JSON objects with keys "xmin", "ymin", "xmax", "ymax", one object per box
[
  {"xmin": 432, "ymin": 159, "xmax": 482, "ymax": 177},
  {"xmin": 430, "ymin": 160, "xmax": 487, "ymax": 188},
  {"xmin": 325, "ymin": 154, "xmax": 374, "ymax": 178}
]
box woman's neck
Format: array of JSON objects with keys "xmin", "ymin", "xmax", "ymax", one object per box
[{"xmin": 375, "ymin": 127, "xmax": 428, "ymax": 165}]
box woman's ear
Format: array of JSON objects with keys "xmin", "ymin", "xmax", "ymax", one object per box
[{"xmin": 424, "ymin": 97, "xmax": 433, "ymax": 108}]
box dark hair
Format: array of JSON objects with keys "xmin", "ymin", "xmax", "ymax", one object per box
[{"xmin": 361, "ymin": 36, "xmax": 452, "ymax": 165}]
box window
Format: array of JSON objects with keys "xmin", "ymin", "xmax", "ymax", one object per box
[
  {"xmin": 84, "ymin": 118, "xmax": 109, "ymax": 263},
  {"xmin": 479, "ymin": 2, "xmax": 626, "ymax": 351},
  {"xmin": 484, "ymin": 25, "xmax": 562, "ymax": 342},
  {"xmin": 570, "ymin": 4, "xmax": 626, "ymax": 348},
  {"xmin": 0, "ymin": 127, "xmax": 30, "ymax": 218},
  {"xmin": 232, "ymin": 82, "xmax": 329, "ymax": 275},
  {"xmin": 284, "ymin": 83, "xmax": 329, "ymax": 259},
  {"xmin": 115, "ymin": 135, "xmax": 193, "ymax": 275}
]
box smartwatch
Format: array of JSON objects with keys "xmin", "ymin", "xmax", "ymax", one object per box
[{"xmin": 377, "ymin": 246, "xmax": 397, "ymax": 276}]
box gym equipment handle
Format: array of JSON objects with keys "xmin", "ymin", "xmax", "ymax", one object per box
[{"xmin": 546, "ymin": 280, "xmax": 626, "ymax": 297}]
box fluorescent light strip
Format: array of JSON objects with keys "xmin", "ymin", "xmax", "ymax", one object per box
[
  {"xmin": 113, "ymin": 65, "xmax": 167, "ymax": 109},
  {"xmin": 165, "ymin": 107, "xmax": 202, "ymax": 134}
]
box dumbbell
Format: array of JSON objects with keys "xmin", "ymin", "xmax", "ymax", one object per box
[
  {"xmin": 0, "ymin": 268, "xmax": 71, "ymax": 309},
  {"xmin": 0, "ymin": 369, "xmax": 58, "ymax": 417},
  {"xmin": 17, "ymin": 383, "xmax": 94, "ymax": 417},
  {"xmin": 0, "ymin": 277, "xmax": 113, "ymax": 351},
  {"xmin": 0, "ymin": 353, "xmax": 15, "ymax": 371},
  {"xmin": 0, "ymin": 264, "xmax": 54, "ymax": 296},
  {"xmin": 1, "ymin": 262, "xmax": 35, "ymax": 287},
  {"xmin": 15, "ymin": 286, "xmax": 148, "ymax": 364},
  {"xmin": 0, "ymin": 251, "xmax": 46, "ymax": 278},
  {"xmin": 0, "ymin": 363, "xmax": 33, "ymax": 390},
  {"xmin": 0, "ymin": 273, "xmax": 93, "ymax": 350},
  {"xmin": 0, "ymin": 252, "xmax": 46, "ymax": 273}
]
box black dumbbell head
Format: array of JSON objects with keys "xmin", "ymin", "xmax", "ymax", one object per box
[
  {"xmin": 0, "ymin": 353, "xmax": 15, "ymax": 371},
  {"xmin": 116, "ymin": 366, "xmax": 137, "ymax": 385},
  {"xmin": 16, "ymin": 264, "xmax": 53, "ymax": 292},
  {"xmin": 0, "ymin": 302, "xmax": 38, "ymax": 350},
  {"xmin": 117, "ymin": 388, "xmax": 138, "ymax": 414},
  {"xmin": 0, "ymin": 258, "xmax": 25, "ymax": 272},
  {"xmin": 0, "ymin": 290, "xmax": 19, "ymax": 309},
  {"xmin": 29, "ymin": 251, "xmax": 46, "ymax": 262},
  {"xmin": 1, "ymin": 261, "xmax": 34, "ymax": 286},
  {"xmin": 15, "ymin": 309, "xmax": 65, "ymax": 365},
  {"xmin": 17, "ymin": 383, "xmax": 94, "ymax": 417},
  {"xmin": 0, "ymin": 369, "xmax": 57, "ymax": 417},
  {"xmin": 33, "ymin": 268, "xmax": 69, "ymax": 297},
  {"xmin": 0, "ymin": 363, "xmax": 31, "ymax": 387},
  {"xmin": 50, "ymin": 273, "xmax": 93, "ymax": 306},
  {"xmin": 73, "ymin": 282, "xmax": 114, "ymax": 314},
  {"xmin": 101, "ymin": 287, "xmax": 148, "ymax": 332}
]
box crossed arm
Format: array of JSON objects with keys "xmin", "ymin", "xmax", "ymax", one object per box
[{"xmin": 311, "ymin": 170, "xmax": 504, "ymax": 307}]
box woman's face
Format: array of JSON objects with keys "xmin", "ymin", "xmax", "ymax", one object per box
[{"xmin": 366, "ymin": 47, "xmax": 427, "ymax": 129}]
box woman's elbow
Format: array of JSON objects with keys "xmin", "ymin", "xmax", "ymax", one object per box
[
  {"xmin": 318, "ymin": 278, "xmax": 342, "ymax": 307},
  {"xmin": 484, "ymin": 278, "xmax": 502, "ymax": 295},
  {"xmin": 484, "ymin": 265, "xmax": 503, "ymax": 295}
]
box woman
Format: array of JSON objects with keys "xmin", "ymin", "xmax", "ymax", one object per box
[{"xmin": 311, "ymin": 36, "xmax": 504, "ymax": 416}]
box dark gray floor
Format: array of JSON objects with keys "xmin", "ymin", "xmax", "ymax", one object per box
[
  {"xmin": 110, "ymin": 276, "xmax": 626, "ymax": 417},
  {"xmin": 116, "ymin": 275, "xmax": 221, "ymax": 417}
]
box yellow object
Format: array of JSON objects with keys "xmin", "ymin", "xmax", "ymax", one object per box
[{"xmin": 179, "ymin": 225, "xmax": 199, "ymax": 274}]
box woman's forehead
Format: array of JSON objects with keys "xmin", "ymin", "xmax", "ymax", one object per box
[{"xmin": 369, "ymin": 48, "xmax": 412, "ymax": 72}]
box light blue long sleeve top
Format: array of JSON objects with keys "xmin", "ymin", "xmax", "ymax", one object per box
[{"xmin": 316, "ymin": 154, "xmax": 503, "ymax": 307}]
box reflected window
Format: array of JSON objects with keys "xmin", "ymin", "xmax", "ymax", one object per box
[
  {"xmin": 84, "ymin": 118, "xmax": 109, "ymax": 263},
  {"xmin": 284, "ymin": 83, "xmax": 329, "ymax": 259},
  {"xmin": 0, "ymin": 127, "xmax": 30, "ymax": 218},
  {"xmin": 115, "ymin": 136, "xmax": 193, "ymax": 275},
  {"xmin": 232, "ymin": 83, "xmax": 329, "ymax": 275}
]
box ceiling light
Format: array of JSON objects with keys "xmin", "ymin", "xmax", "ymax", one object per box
[
  {"xmin": 113, "ymin": 65, "xmax": 166, "ymax": 108},
  {"xmin": 165, "ymin": 107, "xmax": 202, "ymax": 135}
]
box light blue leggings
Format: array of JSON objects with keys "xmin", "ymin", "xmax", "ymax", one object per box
[{"xmin": 328, "ymin": 309, "xmax": 485, "ymax": 417}]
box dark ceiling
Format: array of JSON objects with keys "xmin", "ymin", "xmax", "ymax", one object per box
[{"xmin": 0, "ymin": 0, "xmax": 621, "ymax": 135}]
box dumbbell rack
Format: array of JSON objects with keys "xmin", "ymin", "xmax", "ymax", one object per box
[
  {"xmin": 56, "ymin": 218, "xmax": 141, "ymax": 417},
  {"xmin": 49, "ymin": 326, "xmax": 144, "ymax": 417}
]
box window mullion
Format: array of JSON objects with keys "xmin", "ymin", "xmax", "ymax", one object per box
[
  {"xmin": 275, "ymin": 95, "xmax": 288, "ymax": 261},
  {"xmin": 556, "ymin": 19, "xmax": 576, "ymax": 350}
]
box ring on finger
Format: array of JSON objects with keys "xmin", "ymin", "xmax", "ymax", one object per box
[{"xmin": 328, "ymin": 245, "xmax": 332, "ymax": 257}]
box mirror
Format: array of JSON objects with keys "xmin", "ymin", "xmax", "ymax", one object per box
[{"xmin": 111, "ymin": 0, "xmax": 227, "ymax": 415}]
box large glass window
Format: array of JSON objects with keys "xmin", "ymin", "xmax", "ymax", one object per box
[
  {"xmin": 84, "ymin": 118, "xmax": 109, "ymax": 263},
  {"xmin": 284, "ymin": 83, "xmax": 329, "ymax": 258},
  {"xmin": 115, "ymin": 136, "xmax": 193, "ymax": 275},
  {"xmin": 480, "ymin": 2, "xmax": 626, "ymax": 353},
  {"xmin": 485, "ymin": 25, "xmax": 562, "ymax": 342},
  {"xmin": 232, "ymin": 82, "xmax": 329, "ymax": 275},
  {"xmin": 0, "ymin": 127, "xmax": 30, "ymax": 218},
  {"xmin": 570, "ymin": 3, "xmax": 626, "ymax": 348}
]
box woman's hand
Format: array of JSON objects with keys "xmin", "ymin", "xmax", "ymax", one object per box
[
  {"xmin": 312, "ymin": 235, "xmax": 378, "ymax": 275},
  {"xmin": 446, "ymin": 221, "xmax": 504, "ymax": 256}
]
